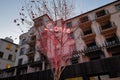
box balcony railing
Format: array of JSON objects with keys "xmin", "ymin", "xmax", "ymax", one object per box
[
  {"xmin": 101, "ymin": 24, "xmax": 117, "ymax": 37},
  {"xmin": 80, "ymin": 16, "xmax": 89, "ymax": 23},
  {"xmin": 106, "ymin": 41, "xmax": 120, "ymax": 48},
  {"xmin": 96, "ymin": 10, "xmax": 107, "ymax": 18},
  {"xmin": 0, "ymin": 55, "xmax": 120, "ymax": 80},
  {"xmin": 72, "ymin": 41, "xmax": 120, "ymax": 58},
  {"xmin": 82, "ymin": 33, "xmax": 96, "ymax": 43},
  {"xmin": 96, "ymin": 13, "xmax": 110, "ymax": 23},
  {"xmin": 0, "ymin": 41, "xmax": 120, "ymax": 79},
  {"xmin": 79, "ymin": 20, "xmax": 92, "ymax": 30}
]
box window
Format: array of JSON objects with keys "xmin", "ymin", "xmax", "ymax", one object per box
[
  {"xmin": 101, "ymin": 21, "xmax": 112, "ymax": 30},
  {"xmin": 69, "ymin": 32, "xmax": 74, "ymax": 39},
  {"xmin": 6, "ymin": 64, "xmax": 11, "ymax": 68},
  {"xmin": 6, "ymin": 44, "xmax": 12, "ymax": 50},
  {"xmin": 29, "ymin": 36, "xmax": 36, "ymax": 42},
  {"xmin": 83, "ymin": 27, "xmax": 92, "ymax": 35},
  {"xmin": 8, "ymin": 54, "xmax": 12, "ymax": 60},
  {"xmin": 19, "ymin": 48, "xmax": 25, "ymax": 55},
  {"xmin": 0, "ymin": 52, "xmax": 3, "ymax": 58},
  {"xmin": 18, "ymin": 58, "xmax": 23, "ymax": 65},
  {"xmin": 115, "ymin": 4, "xmax": 120, "ymax": 10},
  {"xmin": 15, "ymin": 48, "xmax": 18, "ymax": 53},
  {"xmin": 80, "ymin": 16, "xmax": 89, "ymax": 23},
  {"xmin": 66, "ymin": 22, "xmax": 72, "ymax": 28},
  {"xmin": 21, "ymin": 39, "xmax": 26, "ymax": 45},
  {"xmin": 96, "ymin": 10, "xmax": 106, "ymax": 18},
  {"xmin": 31, "ymin": 36, "xmax": 36, "ymax": 41}
]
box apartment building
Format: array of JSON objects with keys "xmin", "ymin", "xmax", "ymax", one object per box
[
  {"xmin": 65, "ymin": 0, "xmax": 120, "ymax": 63},
  {"xmin": 0, "ymin": 1, "xmax": 120, "ymax": 80},
  {"xmin": 14, "ymin": 13, "xmax": 75, "ymax": 72},
  {"xmin": 0, "ymin": 37, "xmax": 18, "ymax": 69},
  {"xmin": 14, "ymin": 27, "xmax": 36, "ymax": 66}
]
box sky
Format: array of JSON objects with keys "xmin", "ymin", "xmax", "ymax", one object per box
[{"xmin": 0, "ymin": 0, "xmax": 116, "ymax": 44}]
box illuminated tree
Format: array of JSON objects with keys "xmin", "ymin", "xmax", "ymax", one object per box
[{"xmin": 14, "ymin": 0, "xmax": 78, "ymax": 80}]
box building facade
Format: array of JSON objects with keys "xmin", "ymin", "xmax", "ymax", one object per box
[
  {"xmin": 0, "ymin": 37, "xmax": 18, "ymax": 69},
  {"xmin": 14, "ymin": 27, "xmax": 36, "ymax": 66},
  {"xmin": 0, "ymin": 0, "xmax": 120, "ymax": 80},
  {"xmin": 65, "ymin": 0, "xmax": 120, "ymax": 63},
  {"xmin": 15, "ymin": 14, "xmax": 75, "ymax": 70}
]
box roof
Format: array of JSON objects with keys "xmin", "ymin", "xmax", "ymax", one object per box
[
  {"xmin": 0, "ymin": 39, "xmax": 18, "ymax": 46},
  {"xmin": 65, "ymin": 0, "xmax": 119, "ymax": 22},
  {"xmin": 33, "ymin": 14, "xmax": 53, "ymax": 22}
]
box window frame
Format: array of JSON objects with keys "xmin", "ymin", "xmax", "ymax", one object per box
[
  {"xmin": 83, "ymin": 27, "xmax": 92, "ymax": 35},
  {"xmin": 66, "ymin": 22, "xmax": 72, "ymax": 28},
  {"xmin": 100, "ymin": 20, "xmax": 112, "ymax": 30},
  {"xmin": 19, "ymin": 47, "xmax": 25, "ymax": 55},
  {"xmin": 96, "ymin": 9, "xmax": 106, "ymax": 18},
  {"xmin": 80, "ymin": 16, "xmax": 89, "ymax": 23},
  {"xmin": 18, "ymin": 58, "xmax": 23, "ymax": 65},
  {"xmin": 0, "ymin": 51, "xmax": 4, "ymax": 58},
  {"xmin": 8, "ymin": 54, "xmax": 13, "ymax": 61},
  {"xmin": 21, "ymin": 39, "xmax": 27, "ymax": 45},
  {"xmin": 6, "ymin": 43, "xmax": 12, "ymax": 50},
  {"xmin": 115, "ymin": 4, "xmax": 120, "ymax": 10}
]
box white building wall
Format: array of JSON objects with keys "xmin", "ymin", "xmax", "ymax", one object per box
[
  {"xmin": 0, "ymin": 39, "xmax": 18, "ymax": 69},
  {"xmin": 64, "ymin": 1, "xmax": 120, "ymax": 60},
  {"xmin": 15, "ymin": 32, "xmax": 30, "ymax": 66},
  {"xmin": 15, "ymin": 44, "xmax": 29, "ymax": 66},
  {"xmin": 0, "ymin": 58, "xmax": 14, "ymax": 69}
]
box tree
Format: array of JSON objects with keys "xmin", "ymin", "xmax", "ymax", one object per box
[{"xmin": 14, "ymin": 0, "xmax": 78, "ymax": 80}]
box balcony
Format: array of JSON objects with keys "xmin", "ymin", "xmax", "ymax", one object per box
[
  {"xmin": 16, "ymin": 65, "xmax": 28, "ymax": 75},
  {"xmin": 1, "ymin": 40, "xmax": 120, "ymax": 80},
  {"xmin": 0, "ymin": 55, "xmax": 120, "ymax": 80},
  {"xmin": 96, "ymin": 14, "xmax": 110, "ymax": 23},
  {"xmin": 83, "ymin": 27, "xmax": 92, "ymax": 35},
  {"xmin": 80, "ymin": 16, "xmax": 89, "ymax": 23},
  {"xmin": 71, "ymin": 51, "xmax": 80, "ymax": 64},
  {"xmin": 0, "ymin": 67, "xmax": 15, "ymax": 78},
  {"xmin": 106, "ymin": 41, "xmax": 120, "ymax": 56},
  {"xmin": 71, "ymin": 46, "xmax": 103, "ymax": 61},
  {"xmin": 82, "ymin": 33, "xmax": 96, "ymax": 43},
  {"xmin": 96, "ymin": 10, "xmax": 110, "ymax": 23},
  {"xmin": 86, "ymin": 48, "xmax": 104, "ymax": 61},
  {"xmin": 26, "ymin": 50, "xmax": 35, "ymax": 58},
  {"xmin": 79, "ymin": 21, "xmax": 92, "ymax": 30},
  {"xmin": 26, "ymin": 48, "xmax": 35, "ymax": 63},
  {"xmin": 101, "ymin": 25, "xmax": 117, "ymax": 38},
  {"xmin": 26, "ymin": 50, "xmax": 34, "ymax": 57}
]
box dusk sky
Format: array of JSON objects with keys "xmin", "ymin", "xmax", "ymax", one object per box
[{"xmin": 0, "ymin": 0, "xmax": 116, "ymax": 44}]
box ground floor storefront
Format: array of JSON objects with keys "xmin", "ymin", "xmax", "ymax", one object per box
[{"xmin": 0, "ymin": 55, "xmax": 120, "ymax": 80}]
